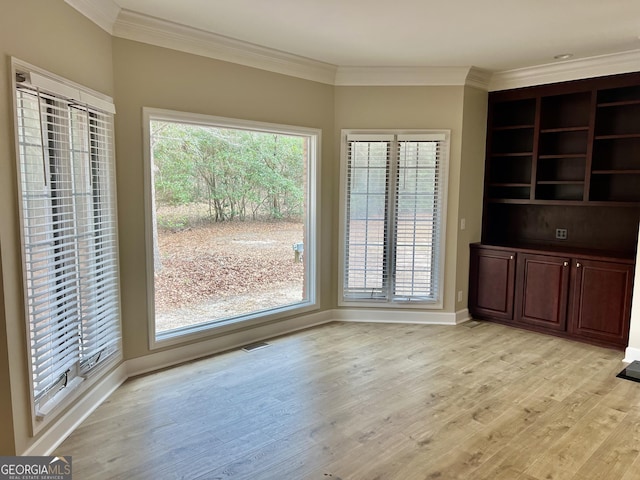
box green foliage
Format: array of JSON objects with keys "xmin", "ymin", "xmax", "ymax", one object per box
[{"xmin": 150, "ymin": 121, "xmax": 306, "ymax": 222}]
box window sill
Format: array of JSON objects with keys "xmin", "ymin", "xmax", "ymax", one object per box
[{"xmin": 151, "ymin": 300, "xmax": 319, "ymax": 350}]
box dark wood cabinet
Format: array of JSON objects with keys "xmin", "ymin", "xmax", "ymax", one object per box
[
  {"xmin": 514, "ymin": 253, "xmax": 570, "ymax": 331},
  {"xmin": 469, "ymin": 244, "xmax": 635, "ymax": 349},
  {"xmin": 474, "ymin": 72, "xmax": 639, "ymax": 349},
  {"xmin": 568, "ymin": 259, "xmax": 634, "ymax": 347},
  {"xmin": 469, "ymin": 245, "xmax": 515, "ymax": 321}
]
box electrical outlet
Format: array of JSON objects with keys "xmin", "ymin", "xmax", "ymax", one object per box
[
  {"xmin": 457, "ymin": 290, "xmax": 463, "ymax": 302},
  {"xmin": 460, "ymin": 218, "xmax": 466, "ymax": 230},
  {"xmin": 555, "ymin": 228, "xmax": 568, "ymax": 240}
]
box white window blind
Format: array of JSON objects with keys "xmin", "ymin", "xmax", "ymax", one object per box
[
  {"xmin": 15, "ymin": 66, "xmax": 121, "ymax": 416},
  {"xmin": 342, "ymin": 132, "xmax": 449, "ymax": 304}
]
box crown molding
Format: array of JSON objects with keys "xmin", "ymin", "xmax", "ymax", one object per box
[
  {"xmin": 112, "ymin": 10, "xmax": 338, "ymax": 85},
  {"xmin": 465, "ymin": 67, "xmax": 493, "ymax": 90},
  {"xmin": 63, "ymin": 2, "xmax": 639, "ymax": 89},
  {"xmin": 335, "ymin": 66, "xmax": 488, "ymax": 87},
  {"xmin": 489, "ymin": 49, "xmax": 640, "ymax": 91},
  {"xmin": 64, "ymin": 0, "xmax": 120, "ymax": 34}
]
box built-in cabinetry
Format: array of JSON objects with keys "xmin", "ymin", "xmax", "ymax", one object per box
[
  {"xmin": 470, "ymin": 244, "xmax": 634, "ymax": 348},
  {"xmin": 471, "ymin": 72, "xmax": 640, "ymax": 349}
]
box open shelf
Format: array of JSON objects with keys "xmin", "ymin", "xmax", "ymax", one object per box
[
  {"xmin": 493, "ymin": 124, "xmax": 535, "ymax": 131},
  {"xmin": 595, "ymin": 133, "xmax": 640, "ymax": 140},
  {"xmin": 487, "ymin": 185, "xmax": 531, "ymax": 201},
  {"xmin": 537, "ymin": 181, "xmax": 584, "ymax": 185},
  {"xmin": 598, "ymin": 85, "xmax": 640, "ymax": 105},
  {"xmin": 540, "ymin": 126, "xmax": 589, "ymax": 133},
  {"xmin": 538, "ymin": 154, "xmax": 586, "ymax": 159},
  {"xmin": 536, "ymin": 183, "xmax": 584, "ymax": 201},
  {"xmin": 598, "ymin": 99, "xmax": 640, "ymax": 108},
  {"xmin": 536, "ymin": 156, "xmax": 586, "ymax": 183},
  {"xmin": 539, "ymin": 129, "xmax": 588, "ymax": 157},
  {"xmin": 590, "ymin": 173, "xmax": 640, "ymax": 203},
  {"xmin": 540, "ymin": 92, "xmax": 591, "ymax": 130},
  {"xmin": 483, "ymin": 72, "xmax": 640, "ymax": 254},
  {"xmin": 595, "ymin": 103, "xmax": 640, "ymax": 137},
  {"xmin": 491, "ymin": 98, "xmax": 536, "ymax": 128},
  {"xmin": 491, "ymin": 128, "xmax": 534, "ymax": 154}
]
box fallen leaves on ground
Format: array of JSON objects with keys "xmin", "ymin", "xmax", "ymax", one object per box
[{"xmin": 154, "ymin": 220, "xmax": 304, "ymax": 312}]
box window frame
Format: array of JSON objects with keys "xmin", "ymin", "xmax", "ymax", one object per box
[
  {"xmin": 11, "ymin": 58, "xmax": 122, "ymax": 433},
  {"xmin": 338, "ymin": 129, "xmax": 450, "ymax": 309},
  {"xmin": 142, "ymin": 108, "xmax": 321, "ymax": 349}
]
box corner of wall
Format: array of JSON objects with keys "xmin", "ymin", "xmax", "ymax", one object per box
[{"xmin": 454, "ymin": 86, "xmax": 488, "ymax": 311}]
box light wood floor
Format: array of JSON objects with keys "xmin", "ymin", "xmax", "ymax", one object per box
[{"xmin": 57, "ymin": 321, "xmax": 640, "ymax": 480}]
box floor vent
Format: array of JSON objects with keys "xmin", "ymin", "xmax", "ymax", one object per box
[{"xmin": 242, "ymin": 341, "xmax": 270, "ymax": 352}]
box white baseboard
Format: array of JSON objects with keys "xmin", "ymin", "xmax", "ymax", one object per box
[
  {"xmin": 623, "ymin": 347, "xmax": 640, "ymax": 364},
  {"xmin": 23, "ymin": 363, "xmax": 128, "ymax": 456},
  {"xmin": 126, "ymin": 309, "xmax": 333, "ymax": 377},
  {"xmin": 334, "ymin": 308, "xmax": 460, "ymax": 325},
  {"xmin": 455, "ymin": 308, "xmax": 471, "ymax": 324}
]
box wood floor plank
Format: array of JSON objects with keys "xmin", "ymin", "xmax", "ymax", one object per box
[{"xmin": 55, "ymin": 321, "xmax": 640, "ymax": 480}]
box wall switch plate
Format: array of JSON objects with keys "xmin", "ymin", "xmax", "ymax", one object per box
[{"xmin": 556, "ymin": 228, "xmax": 568, "ymax": 240}]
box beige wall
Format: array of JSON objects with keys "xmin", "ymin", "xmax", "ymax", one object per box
[
  {"xmin": 455, "ymin": 86, "xmax": 488, "ymax": 309},
  {"xmin": 0, "ymin": 245, "xmax": 15, "ymax": 454},
  {"xmin": 334, "ymin": 85, "xmax": 470, "ymax": 313},
  {"xmin": 112, "ymin": 38, "xmax": 336, "ymax": 360},
  {"xmin": 0, "ymin": 0, "xmax": 114, "ymax": 456}
]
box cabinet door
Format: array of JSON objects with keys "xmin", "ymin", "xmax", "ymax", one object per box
[
  {"xmin": 568, "ymin": 259, "xmax": 633, "ymax": 347},
  {"xmin": 469, "ymin": 246, "xmax": 516, "ymax": 320},
  {"xmin": 515, "ymin": 253, "xmax": 571, "ymax": 331}
]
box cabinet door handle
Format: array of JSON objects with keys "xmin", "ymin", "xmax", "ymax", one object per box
[
  {"xmin": 563, "ymin": 261, "xmax": 568, "ymax": 267},
  {"xmin": 576, "ymin": 262, "xmax": 581, "ymax": 268},
  {"xmin": 510, "ymin": 255, "xmax": 514, "ymax": 260}
]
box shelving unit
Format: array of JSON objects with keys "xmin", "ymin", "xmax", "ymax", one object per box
[
  {"xmin": 485, "ymin": 98, "xmax": 535, "ymax": 201},
  {"xmin": 473, "ymin": 73, "xmax": 640, "ymax": 350},
  {"xmin": 591, "ymin": 85, "xmax": 640, "ymax": 203},
  {"xmin": 482, "ymin": 71, "xmax": 640, "ymax": 255}
]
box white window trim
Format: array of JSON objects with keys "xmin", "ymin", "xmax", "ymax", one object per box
[
  {"xmin": 338, "ymin": 129, "xmax": 449, "ymax": 310},
  {"xmin": 142, "ymin": 108, "xmax": 321, "ymax": 350},
  {"xmin": 11, "ymin": 58, "xmax": 123, "ymax": 434}
]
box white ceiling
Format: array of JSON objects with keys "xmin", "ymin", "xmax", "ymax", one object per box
[{"xmin": 111, "ymin": 0, "xmax": 640, "ymax": 72}]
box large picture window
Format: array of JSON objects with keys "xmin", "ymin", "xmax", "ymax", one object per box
[
  {"xmin": 340, "ymin": 131, "xmax": 449, "ymax": 306},
  {"xmin": 13, "ymin": 61, "xmax": 121, "ymax": 424},
  {"xmin": 144, "ymin": 109, "xmax": 319, "ymax": 345}
]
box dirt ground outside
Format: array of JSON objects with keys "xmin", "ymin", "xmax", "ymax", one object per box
[{"xmin": 154, "ymin": 207, "xmax": 304, "ymax": 332}]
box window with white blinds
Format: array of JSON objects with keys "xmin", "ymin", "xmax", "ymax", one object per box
[
  {"xmin": 341, "ymin": 131, "xmax": 449, "ymax": 305},
  {"xmin": 14, "ymin": 63, "xmax": 121, "ymax": 419}
]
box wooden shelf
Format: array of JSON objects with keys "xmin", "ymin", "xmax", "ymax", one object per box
[
  {"xmin": 537, "ymin": 181, "xmax": 584, "ymax": 185},
  {"xmin": 487, "ymin": 198, "xmax": 640, "ymax": 207},
  {"xmin": 493, "ymin": 124, "xmax": 535, "ymax": 131},
  {"xmin": 538, "ymin": 154, "xmax": 586, "ymax": 159},
  {"xmin": 595, "ymin": 133, "xmax": 640, "ymax": 140},
  {"xmin": 592, "ymin": 169, "xmax": 640, "ymax": 175},
  {"xmin": 540, "ymin": 126, "xmax": 589, "ymax": 133},
  {"xmin": 489, "ymin": 182, "xmax": 531, "ymax": 187},
  {"xmin": 598, "ymin": 99, "xmax": 640, "ymax": 108},
  {"xmin": 483, "ymin": 72, "xmax": 640, "ymax": 254},
  {"xmin": 491, "ymin": 152, "xmax": 533, "ymax": 157}
]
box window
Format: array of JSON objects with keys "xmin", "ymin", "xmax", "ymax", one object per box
[
  {"xmin": 13, "ymin": 61, "xmax": 121, "ymax": 424},
  {"xmin": 144, "ymin": 109, "xmax": 319, "ymax": 345},
  {"xmin": 340, "ymin": 131, "xmax": 449, "ymax": 306}
]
